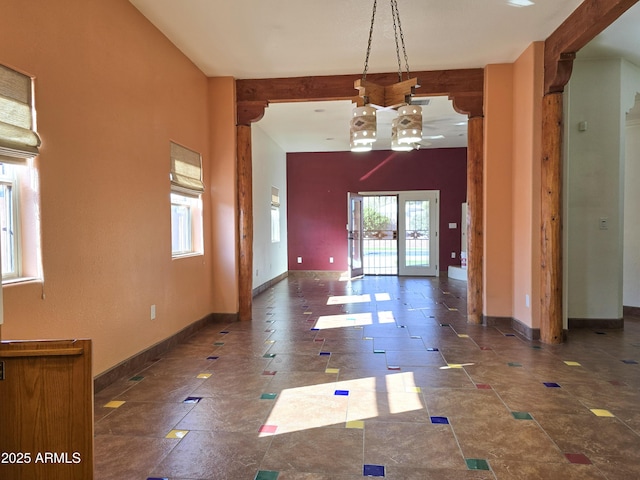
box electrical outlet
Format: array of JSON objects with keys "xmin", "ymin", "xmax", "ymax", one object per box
[
  {"xmin": 329, "ymin": 257, "xmax": 334, "ymax": 263},
  {"xmin": 297, "ymin": 257, "xmax": 303, "ymax": 263},
  {"xmin": 150, "ymin": 304, "xmax": 156, "ymax": 320},
  {"xmin": 451, "ymin": 252, "xmax": 456, "ymax": 258}
]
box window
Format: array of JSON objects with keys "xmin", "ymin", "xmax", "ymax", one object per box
[
  {"xmin": 169, "ymin": 142, "xmax": 204, "ymax": 257},
  {"xmin": 271, "ymin": 186, "xmax": 280, "ymax": 243},
  {"xmin": 0, "ymin": 64, "xmax": 42, "ymax": 283}
]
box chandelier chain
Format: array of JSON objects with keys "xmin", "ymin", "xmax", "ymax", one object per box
[
  {"xmin": 392, "ymin": 0, "xmax": 411, "ymax": 80},
  {"xmin": 390, "ymin": 0, "xmax": 403, "ymax": 81},
  {"xmin": 362, "ymin": 0, "xmax": 377, "ymax": 80}
]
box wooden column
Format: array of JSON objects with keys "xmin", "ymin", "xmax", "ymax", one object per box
[
  {"xmin": 540, "ymin": 93, "xmax": 564, "ymax": 343},
  {"xmin": 467, "ymin": 116, "xmax": 484, "ymax": 324},
  {"xmin": 237, "ymin": 125, "xmax": 253, "ymax": 321}
]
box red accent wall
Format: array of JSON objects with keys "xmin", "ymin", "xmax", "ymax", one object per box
[{"xmin": 287, "ymin": 148, "xmax": 467, "ymax": 272}]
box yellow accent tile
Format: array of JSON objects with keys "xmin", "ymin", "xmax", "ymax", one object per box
[
  {"xmin": 458, "ymin": 334, "xmax": 469, "ymax": 338},
  {"xmin": 346, "ymin": 420, "xmax": 365, "ymax": 429},
  {"xmin": 363, "ymin": 337, "xmax": 374, "ymax": 340},
  {"xmin": 165, "ymin": 429, "xmax": 189, "ymax": 439},
  {"xmin": 564, "ymin": 361, "xmax": 581, "ymax": 366},
  {"xmin": 304, "ymin": 311, "xmax": 313, "ymax": 315},
  {"xmin": 265, "ymin": 340, "xmax": 276, "ymax": 344},
  {"xmin": 325, "ymin": 368, "xmax": 340, "ymax": 374},
  {"xmin": 590, "ymin": 409, "xmax": 614, "ymax": 417},
  {"xmin": 197, "ymin": 373, "xmax": 212, "ymax": 379},
  {"xmin": 447, "ymin": 364, "xmax": 464, "ymax": 369},
  {"xmin": 405, "ymin": 386, "xmax": 422, "ymax": 393},
  {"xmin": 104, "ymin": 401, "xmax": 125, "ymax": 409},
  {"xmin": 449, "ymin": 308, "xmax": 459, "ymax": 311}
]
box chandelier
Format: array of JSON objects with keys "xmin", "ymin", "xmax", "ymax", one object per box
[{"xmin": 350, "ymin": 0, "xmax": 422, "ymax": 153}]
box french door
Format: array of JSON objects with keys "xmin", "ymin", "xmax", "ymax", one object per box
[
  {"xmin": 397, "ymin": 191, "xmax": 439, "ymax": 276},
  {"xmin": 347, "ymin": 192, "xmax": 364, "ymax": 278}
]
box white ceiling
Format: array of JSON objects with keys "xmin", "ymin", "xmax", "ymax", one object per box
[{"xmin": 129, "ymin": 0, "xmax": 640, "ymax": 152}]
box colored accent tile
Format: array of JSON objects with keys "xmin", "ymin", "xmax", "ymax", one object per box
[
  {"xmin": 590, "ymin": 409, "xmax": 614, "ymax": 417},
  {"xmin": 183, "ymin": 396, "xmax": 202, "ymax": 404},
  {"xmin": 508, "ymin": 362, "xmax": 522, "ymax": 367},
  {"xmin": 458, "ymin": 334, "xmax": 469, "ymax": 338},
  {"xmin": 405, "ymin": 386, "xmax": 422, "ymax": 393},
  {"xmin": 439, "ymin": 323, "xmax": 450, "ymax": 327},
  {"xmin": 622, "ymin": 359, "xmax": 638, "ymax": 364},
  {"xmin": 207, "ymin": 356, "xmax": 219, "ymax": 360},
  {"xmin": 310, "ymin": 328, "xmax": 319, "ymax": 331},
  {"xmin": 325, "ymin": 368, "xmax": 340, "ymax": 374},
  {"xmin": 265, "ymin": 329, "xmax": 275, "ymax": 333},
  {"xmin": 334, "ymin": 390, "xmax": 349, "ymax": 396},
  {"xmin": 410, "ymin": 335, "xmax": 422, "ymax": 339},
  {"xmin": 387, "ymin": 366, "xmax": 401, "ymax": 371},
  {"xmin": 147, "ymin": 477, "xmax": 169, "ymax": 480},
  {"xmin": 263, "ymin": 353, "xmax": 276, "ymax": 358},
  {"xmin": 564, "ymin": 361, "xmax": 581, "ymax": 366},
  {"xmin": 480, "ymin": 346, "xmax": 492, "ymax": 351},
  {"xmin": 314, "ymin": 338, "xmax": 325, "ymax": 342},
  {"xmin": 265, "ymin": 340, "xmax": 276, "ymax": 344},
  {"xmin": 303, "ymin": 311, "xmax": 312, "ymax": 315},
  {"xmin": 565, "ymin": 453, "xmax": 592, "ymax": 465},
  {"xmin": 594, "ymin": 331, "xmax": 606, "ymax": 334},
  {"xmin": 609, "ymin": 380, "xmax": 627, "ymax": 386},
  {"xmin": 319, "ymin": 351, "xmax": 331, "ymax": 356},
  {"xmin": 466, "ymin": 459, "xmax": 490, "ymax": 471},
  {"xmin": 197, "ymin": 373, "xmax": 212, "ymax": 379},
  {"xmin": 476, "ymin": 384, "xmax": 492, "ymax": 390},
  {"xmin": 363, "ymin": 464, "xmax": 385, "ymax": 477},
  {"xmin": 504, "ymin": 333, "xmax": 516, "ymax": 337},
  {"xmin": 260, "ymin": 393, "xmax": 277, "ymax": 400},
  {"xmin": 259, "ymin": 425, "xmax": 278, "ymax": 434},
  {"xmin": 543, "ymin": 382, "xmax": 561, "ymax": 388},
  {"xmin": 129, "ymin": 375, "xmax": 144, "ymax": 381},
  {"xmin": 255, "ymin": 471, "xmax": 279, "ymax": 480},
  {"xmin": 373, "ymin": 349, "xmax": 386, "ymax": 354},
  {"xmin": 430, "ymin": 416, "xmax": 449, "ymax": 425},
  {"xmin": 448, "ymin": 308, "xmax": 458, "ymax": 311},
  {"xmin": 511, "ymin": 411, "xmax": 533, "ymax": 420},
  {"xmin": 262, "ymin": 371, "xmax": 277, "ymax": 376},
  {"xmin": 165, "ymin": 429, "xmax": 189, "ymax": 439},
  {"xmin": 426, "ymin": 347, "xmax": 439, "ymax": 351},
  {"xmin": 104, "ymin": 400, "xmax": 125, "ymax": 409},
  {"xmin": 447, "ymin": 364, "xmax": 464, "ymax": 369},
  {"xmin": 346, "ymin": 420, "xmax": 364, "ymax": 429},
  {"xmin": 213, "ymin": 342, "xmax": 225, "ymax": 346},
  {"xmin": 532, "ymin": 345, "xmax": 542, "ymax": 350},
  {"xmin": 397, "ymin": 325, "xmax": 407, "ymax": 328},
  {"xmin": 220, "ymin": 331, "xmax": 229, "ymax": 334}
]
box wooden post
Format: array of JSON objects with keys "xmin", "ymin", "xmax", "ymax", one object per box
[
  {"xmin": 540, "ymin": 93, "xmax": 563, "ymax": 343},
  {"xmin": 237, "ymin": 125, "xmax": 253, "ymax": 321},
  {"xmin": 467, "ymin": 116, "xmax": 484, "ymax": 324}
]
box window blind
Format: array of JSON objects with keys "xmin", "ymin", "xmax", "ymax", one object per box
[
  {"xmin": 0, "ymin": 64, "xmax": 41, "ymax": 163},
  {"xmin": 170, "ymin": 141, "xmax": 204, "ymax": 196}
]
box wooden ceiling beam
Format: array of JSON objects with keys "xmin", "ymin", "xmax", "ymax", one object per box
[{"xmin": 544, "ymin": 0, "xmax": 639, "ymax": 94}]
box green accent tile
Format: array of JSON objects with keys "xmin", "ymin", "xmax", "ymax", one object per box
[
  {"xmin": 213, "ymin": 342, "xmax": 225, "ymax": 346},
  {"xmin": 255, "ymin": 471, "xmax": 279, "ymax": 480},
  {"xmin": 129, "ymin": 375, "xmax": 144, "ymax": 381},
  {"xmin": 466, "ymin": 458, "xmax": 490, "ymax": 471},
  {"xmin": 511, "ymin": 411, "xmax": 533, "ymax": 420},
  {"xmin": 263, "ymin": 353, "xmax": 276, "ymax": 358},
  {"xmin": 508, "ymin": 362, "xmax": 522, "ymax": 367},
  {"xmin": 260, "ymin": 393, "xmax": 277, "ymax": 400},
  {"xmin": 373, "ymin": 349, "xmax": 386, "ymax": 354}
]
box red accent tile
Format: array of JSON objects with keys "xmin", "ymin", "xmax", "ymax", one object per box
[
  {"xmin": 262, "ymin": 371, "xmax": 277, "ymax": 376},
  {"xmin": 259, "ymin": 425, "xmax": 278, "ymax": 434},
  {"xmin": 476, "ymin": 384, "xmax": 492, "ymax": 389},
  {"xmin": 565, "ymin": 453, "xmax": 591, "ymax": 465},
  {"xmin": 609, "ymin": 380, "xmax": 627, "ymax": 386}
]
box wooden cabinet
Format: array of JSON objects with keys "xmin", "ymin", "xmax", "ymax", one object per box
[{"xmin": 0, "ymin": 339, "xmax": 93, "ymax": 480}]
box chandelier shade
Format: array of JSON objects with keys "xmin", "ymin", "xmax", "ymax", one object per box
[
  {"xmin": 350, "ymin": 105, "xmax": 377, "ymax": 151},
  {"xmin": 396, "ymin": 105, "xmax": 422, "ymax": 144},
  {"xmin": 391, "ymin": 117, "xmax": 413, "ymax": 151}
]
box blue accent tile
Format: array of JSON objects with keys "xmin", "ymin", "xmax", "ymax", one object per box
[
  {"xmin": 147, "ymin": 478, "xmax": 169, "ymax": 480},
  {"xmin": 184, "ymin": 396, "xmax": 202, "ymax": 404},
  {"xmin": 207, "ymin": 356, "xmax": 219, "ymax": 360},
  {"xmin": 439, "ymin": 323, "xmax": 450, "ymax": 327},
  {"xmin": 622, "ymin": 360, "xmax": 638, "ymax": 364},
  {"xmin": 310, "ymin": 328, "xmax": 319, "ymax": 331},
  {"xmin": 334, "ymin": 390, "xmax": 349, "ymax": 396},
  {"xmin": 594, "ymin": 331, "xmax": 606, "ymax": 335},
  {"xmin": 363, "ymin": 464, "xmax": 385, "ymax": 476},
  {"xmin": 543, "ymin": 382, "xmax": 561, "ymax": 388},
  {"xmin": 426, "ymin": 347, "xmax": 439, "ymax": 352},
  {"xmin": 319, "ymin": 351, "xmax": 331, "ymax": 356},
  {"xmin": 504, "ymin": 333, "xmax": 516, "ymax": 337},
  {"xmin": 220, "ymin": 331, "xmax": 229, "ymax": 334},
  {"xmin": 430, "ymin": 416, "xmax": 449, "ymax": 424},
  {"xmin": 260, "ymin": 393, "xmax": 277, "ymax": 400}
]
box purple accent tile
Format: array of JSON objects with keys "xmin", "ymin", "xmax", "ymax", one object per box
[
  {"xmin": 430, "ymin": 416, "xmax": 449, "ymax": 424},
  {"xmin": 426, "ymin": 347, "xmax": 439, "ymax": 352},
  {"xmin": 262, "ymin": 371, "xmax": 277, "ymax": 376},
  {"xmin": 183, "ymin": 396, "xmax": 202, "ymax": 404},
  {"xmin": 480, "ymin": 346, "xmax": 492, "ymax": 351},
  {"xmin": 543, "ymin": 382, "xmax": 561, "ymax": 388},
  {"xmin": 310, "ymin": 328, "xmax": 319, "ymax": 331},
  {"xmin": 147, "ymin": 478, "xmax": 169, "ymax": 480},
  {"xmin": 565, "ymin": 453, "xmax": 592, "ymax": 464},
  {"xmin": 363, "ymin": 464, "xmax": 385, "ymax": 476},
  {"xmin": 207, "ymin": 356, "xmax": 219, "ymax": 360},
  {"xmin": 334, "ymin": 390, "xmax": 349, "ymax": 396},
  {"xmin": 319, "ymin": 352, "xmax": 331, "ymax": 356},
  {"xmin": 387, "ymin": 366, "xmax": 401, "ymax": 371},
  {"xmin": 504, "ymin": 333, "xmax": 516, "ymax": 337},
  {"xmin": 476, "ymin": 384, "xmax": 492, "ymax": 390},
  {"xmin": 622, "ymin": 359, "xmax": 638, "ymax": 364},
  {"xmin": 220, "ymin": 331, "xmax": 229, "ymax": 334},
  {"xmin": 609, "ymin": 380, "xmax": 627, "ymax": 386}
]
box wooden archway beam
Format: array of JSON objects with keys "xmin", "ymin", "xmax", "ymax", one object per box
[
  {"xmin": 236, "ymin": 68, "xmax": 484, "ymax": 125},
  {"xmin": 544, "ymin": 0, "xmax": 638, "ymax": 94}
]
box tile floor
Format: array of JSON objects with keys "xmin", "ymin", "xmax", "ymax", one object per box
[{"xmin": 94, "ymin": 274, "xmax": 640, "ymax": 479}]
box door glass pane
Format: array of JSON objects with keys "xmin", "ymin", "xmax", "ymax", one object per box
[
  {"xmin": 404, "ymin": 200, "xmax": 429, "ymax": 267},
  {"xmin": 351, "ymin": 198, "xmax": 363, "ymax": 270},
  {"xmin": 363, "ymin": 195, "xmax": 397, "ymax": 275}
]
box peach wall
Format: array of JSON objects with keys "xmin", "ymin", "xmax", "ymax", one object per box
[
  {"xmin": 512, "ymin": 42, "xmax": 544, "ymax": 328},
  {"xmin": 208, "ymin": 77, "xmax": 239, "ymax": 312},
  {"xmin": 483, "ymin": 64, "xmax": 514, "ymax": 318},
  {"xmin": 0, "ymin": 0, "xmax": 233, "ymax": 375}
]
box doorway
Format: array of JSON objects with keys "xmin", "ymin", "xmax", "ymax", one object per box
[{"xmin": 356, "ymin": 191, "xmax": 439, "ymax": 277}]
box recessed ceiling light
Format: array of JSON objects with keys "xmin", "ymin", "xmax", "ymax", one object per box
[
  {"xmin": 454, "ymin": 121, "xmax": 467, "ymax": 126},
  {"xmin": 507, "ymin": 0, "xmax": 534, "ymax": 7},
  {"xmin": 424, "ymin": 135, "xmax": 445, "ymax": 140},
  {"xmin": 314, "ymin": 109, "xmax": 325, "ymax": 113},
  {"xmin": 325, "ymin": 137, "xmax": 334, "ymax": 141}
]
